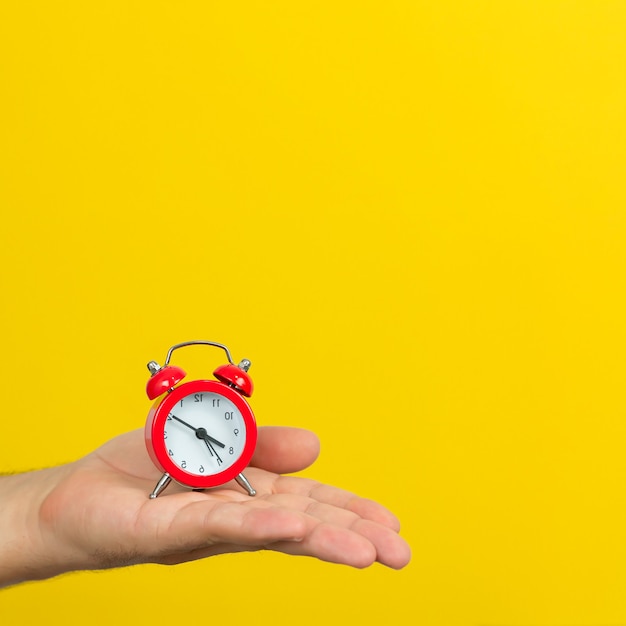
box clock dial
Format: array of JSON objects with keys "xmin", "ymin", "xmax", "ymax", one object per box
[
  {"xmin": 164, "ymin": 392, "xmax": 247, "ymax": 477},
  {"xmin": 146, "ymin": 378, "xmax": 257, "ymax": 490}
]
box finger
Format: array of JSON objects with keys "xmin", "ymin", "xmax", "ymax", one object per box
[
  {"xmin": 249, "ymin": 427, "xmax": 320, "ymax": 474},
  {"xmin": 259, "ymin": 493, "xmax": 412, "ymax": 569},
  {"xmin": 267, "ymin": 520, "xmax": 411, "ymax": 569},
  {"xmin": 269, "ymin": 523, "xmax": 378, "ymax": 568},
  {"xmin": 349, "ymin": 518, "xmax": 412, "ymax": 569},
  {"xmin": 261, "ymin": 474, "xmax": 402, "ymax": 532}
]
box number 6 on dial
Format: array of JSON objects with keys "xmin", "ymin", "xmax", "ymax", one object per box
[{"xmin": 144, "ymin": 341, "xmax": 258, "ymax": 499}]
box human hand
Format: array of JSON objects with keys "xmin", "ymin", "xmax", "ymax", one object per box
[{"xmin": 0, "ymin": 427, "xmax": 410, "ymax": 587}]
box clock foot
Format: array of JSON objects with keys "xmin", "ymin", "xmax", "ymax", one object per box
[
  {"xmin": 236, "ymin": 472, "xmax": 256, "ymax": 496},
  {"xmin": 149, "ymin": 472, "xmax": 172, "ymax": 499}
]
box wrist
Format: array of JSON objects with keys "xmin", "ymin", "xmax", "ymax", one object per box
[{"xmin": 0, "ymin": 465, "xmax": 73, "ymax": 587}]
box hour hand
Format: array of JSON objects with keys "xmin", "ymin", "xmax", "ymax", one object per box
[{"xmin": 198, "ymin": 429, "xmax": 225, "ymax": 448}]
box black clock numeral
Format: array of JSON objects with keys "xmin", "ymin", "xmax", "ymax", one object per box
[
  {"xmin": 224, "ymin": 411, "xmax": 234, "ymax": 420},
  {"xmin": 167, "ymin": 415, "xmax": 172, "ymax": 421},
  {"xmin": 194, "ymin": 394, "xmax": 203, "ymax": 402},
  {"xmin": 164, "ymin": 430, "xmax": 168, "ymax": 440},
  {"xmin": 181, "ymin": 460, "xmax": 187, "ymax": 469},
  {"xmin": 212, "ymin": 398, "xmax": 220, "ymax": 408},
  {"xmin": 168, "ymin": 449, "xmax": 174, "ymax": 456},
  {"xmin": 233, "ymin": 428, "xmax": 239, "ymax": 436},
  {"xmin": 179, "ymin": 399, "xmax": 184, "ymax": 408},
  {"xmin": 229, "ymin": 447, "xmax": 234, "ymax": 455},
  {"xmin": 199, "ymin": 465, "xmax": 205, "ymax": 473}
]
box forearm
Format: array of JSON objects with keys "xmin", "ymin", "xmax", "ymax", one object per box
[{"xmin": 0, "ymin": 466, "xmax": 71, "ymax": 588}]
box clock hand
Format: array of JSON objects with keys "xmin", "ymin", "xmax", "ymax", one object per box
[
  {"xmin": 170, "ymin": 415, "xmax": 225, "ymax": 448},
  {"xmin": 204, "ymin": 438, "xmax": 223, "ymax": 465},
  {"xmin": 196, "ymin": 428, "xmax": 226, "ymax": 449},
  {"xmin": 170, "ymin": 414, "xmax": 199, "ymax": 432},
  {"xmin": 202, "ymin": 438, "xmax": 214, "ymax": 457}
]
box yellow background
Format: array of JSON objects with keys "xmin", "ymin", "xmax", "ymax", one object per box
[{"xmin": 1, "ymin": 1, "xmax": 625, "ymax": 624}]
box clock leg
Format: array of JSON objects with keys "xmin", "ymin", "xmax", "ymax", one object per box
[
  {"xmin": 149, "ymin": 472, "xmax": 172, "ymax": 499},
  {"xmin": 235, "ymin": 472, "xmax": 256, "ymax": 496}
]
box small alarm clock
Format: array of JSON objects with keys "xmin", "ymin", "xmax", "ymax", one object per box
[{"xmin": 144, "ymin": 340, "xmax": 257, "ymax": 499}]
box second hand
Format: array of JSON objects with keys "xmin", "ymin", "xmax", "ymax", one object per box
[{"xmin": 203, "ymin": 438, "xmax": 223, "ymax": 465}]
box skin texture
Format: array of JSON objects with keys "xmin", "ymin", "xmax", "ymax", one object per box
[{"xmin": 0, "ymin": 427, "xmax": 411, "ymax": 587}]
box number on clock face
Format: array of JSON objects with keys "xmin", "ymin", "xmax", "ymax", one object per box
[{"xmin": 163, "ymin": 392, "xmax": 247, "ymax": 476}]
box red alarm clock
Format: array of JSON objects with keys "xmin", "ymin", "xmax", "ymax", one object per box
[{"xmin": 144, "ymin": 341, "xmax": 257, "ymax": 499}]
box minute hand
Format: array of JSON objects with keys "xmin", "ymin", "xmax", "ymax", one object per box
[
  {"xmin": 170, "ymin": 415, "xmax": 226, "ymax": 448},
  {"xmin": 170, "ymin": 414, "xmax": 197, "ymax": 432}
]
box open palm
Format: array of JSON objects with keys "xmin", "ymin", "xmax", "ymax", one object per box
[{"xmin": 37, "ymin": 427, "xmax": 411, "ymax": 575}]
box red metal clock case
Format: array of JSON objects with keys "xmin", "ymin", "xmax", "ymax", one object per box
[{"xmin": 145, "ymin": 379, "xmax": 258, "ymax": 489}]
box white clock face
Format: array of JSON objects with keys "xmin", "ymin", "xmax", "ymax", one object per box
[{"xmin": 163, "ymin": 391, "xmax": 247, "ymax": 477}]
